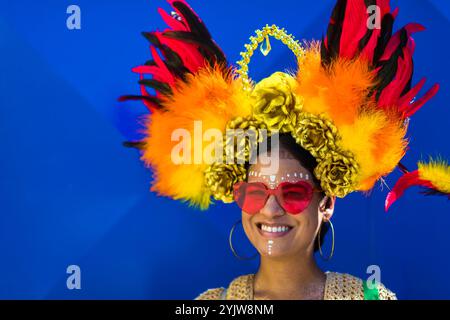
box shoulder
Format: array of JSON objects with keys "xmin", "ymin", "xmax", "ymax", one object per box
[
  {"xmin": 377, "ymin": 281, "xmax": 398, "ymax": 300},
  {"xmin": 194, "ymin": 274, "xmax": 254, "ymax": 300},
  {"xmin": 195, "ymin": 287, "xmax": 226, "ymax": 300},
  {"xmin": 325, "ymin": 272, "xmax": 397, "ymax": 300}
]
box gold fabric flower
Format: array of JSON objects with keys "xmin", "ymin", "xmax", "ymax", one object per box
[
  {"xmin": 314, "ymin": 150, "xmax": 359, "ymax": 198},
  {"xmin": 204, "ymin": 163, "xmax": 247, "ymax": 203},
  {"xmin": 251, "ymin": 72, "xmax": 303, "ymax": 133},
  {"xmin": 204, "ymin": 115, "xmax": 270, "ymax": 203},
  {"xmin": 292, "ymin": 112, "xmax": 340, "ymax": 159},
  {"xmin": 225, "ymin": 116, "xmax": 268, "ymax": 164}
]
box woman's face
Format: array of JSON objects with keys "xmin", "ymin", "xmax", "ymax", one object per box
[{"xmin": 241, "ymin": 148, "xmax": 335, "ymax": 258}]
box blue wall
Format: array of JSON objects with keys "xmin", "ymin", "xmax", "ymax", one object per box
[{"xmin": 0, "ymin": 0, "xmax": 449, "ymax": 299}]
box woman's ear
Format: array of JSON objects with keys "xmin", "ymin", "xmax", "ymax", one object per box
[{"xmin": 318, "ymin": 195, "xmax": 336, "ymax": 221}]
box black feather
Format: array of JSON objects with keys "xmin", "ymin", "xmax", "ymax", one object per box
[
  {"xmin": 142, "ymin": 32, "xmax": 160, "ymax": 46},
  {"xmin": 373, "ymin": 14, "xmax": 394, "ymax": 64},
  {"xmin": 320, "ymin": 35, "xmax": 331, "ymax": 68},
  {"xmin": 323, "ymin": 0, "xmax": 347, "ymax": 65},
  {"xmin": 173, "ymin": 1, "xmax": 211, "ymax": 42},
  {"xmin": 159, "ymin": 44, "xmax": 190, "ymax": 81},
  {"xmin": 374, "ymin": 28, "xmax": 408, "ymax": 100},
  {"xmin": 163, "ymin": 30, "xmax": 225, "ymax": 65},
  {"xmin": 141, "ymin": 31, "xmax": 191, "ymax": 83},
  {"xmin": 159, "ymin": 44, "xmax": 183, "ymax": 67},
  {"xmin": 171, "ymin": 1, "xmax": 226, "ymax": 65},
  {"xmin": 358, "ymin": 0, "xmax": 377, "ymax": 54},
  {"xmin": 144, "ymin": 60, "xmax": 157, "ymax": 66},
  {"xmin": 123, "ymin": 141, "xmax": 146, "ymax": 150},
  {"xmin": 397, "ymin": 162, "xmax": 410, "ymax": 174},
  {"xmin": 138, "ymin": 79, "xmax": 173, "ymax": 96},
  {"xmin": 118, "ymin": 95, "xmax": 164, "ymax": 109},
  {"xmin": 420, "ymin": 188, "xmax": 450, "ymax": 198}
]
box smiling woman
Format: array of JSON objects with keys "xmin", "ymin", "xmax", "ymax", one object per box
[
  {"xmin": 122, "ymin": 0, "xmax": 446, "ymax": 300},
  {"xmin": 196, "ymin": 135, "xmax": 396, "ymax": 300}
]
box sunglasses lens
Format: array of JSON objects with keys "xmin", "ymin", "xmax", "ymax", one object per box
[
  {"xmin": 233, "ymin": 182, "xmax": 268, "ymax": 214},
  {"xmin": 279, "ymin": 182, "xmax": 314, "ymax": 214}
]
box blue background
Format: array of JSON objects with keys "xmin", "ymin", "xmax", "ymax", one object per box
[{"xmin": 0, "ymin": 0, "xmax": 449, "ymax": 299}]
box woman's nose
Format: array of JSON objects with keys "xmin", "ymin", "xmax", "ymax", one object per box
[{"xmin": 260, "ymin": 195, "xmax": 285, "ymax": 217}]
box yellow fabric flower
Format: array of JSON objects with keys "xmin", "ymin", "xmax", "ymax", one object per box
[
  {"xmin": 251, "ymin": 72, "xmax": 303, "ymax": 132},
  {"xmin": 204, "ymin": 163, "xmax": 247, "ymax": 203},
  {"xmin": 314, "ymin": 150, "xmax": 359, "ymax": 198},
  {"xmin": 205, "ymin": 116, "xmax": 269, "ymax": 202},
  {"xmin": 292, "ymin": 112, "xmax": 341, "ymax": 159},
  {"xmin": 225, "ymin": 116, "xmax": 269, "ymax": 164}
]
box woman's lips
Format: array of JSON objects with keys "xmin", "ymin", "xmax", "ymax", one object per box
[{"xmin": 256, "ymin": 223, "xmax": 293, "ymax": 239}]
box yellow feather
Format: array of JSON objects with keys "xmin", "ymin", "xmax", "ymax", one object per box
[
  {"xmin": 418, "ymin": 157, "xmax": 450, "ymax": 194},
  {"xmin": 296, "ymin": 43, "xmax": 375, "ymax": 126},
  {"xmin": 337, "ymin": 108, "xmax": 407, "ymax": 191}
]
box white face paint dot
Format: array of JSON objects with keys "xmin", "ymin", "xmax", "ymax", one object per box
[{"xmin": 267, "ymin": 239, "xmax": 274, "ymax": 255}]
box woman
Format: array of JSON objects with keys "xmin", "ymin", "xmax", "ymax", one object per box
[
  {"xmin": 196, "ymin": 134, "xmax": 396, "ymax": 300},
  {"xmin": 121, "ymin": 0, "xmax": 448, "ymax": 300}
]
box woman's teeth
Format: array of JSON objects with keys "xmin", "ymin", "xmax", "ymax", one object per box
[{"xmin": 260, "ymin": 224, "xmax": 291, "ymax": 233}]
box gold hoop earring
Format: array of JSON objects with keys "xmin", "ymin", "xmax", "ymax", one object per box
[
  {"xmin": 229, "ymin": 219, "xmax": 258, "ymax": 260},
  {"xmin": 318, "ymin": 219, "xmax": 335, "ymax": 261}
]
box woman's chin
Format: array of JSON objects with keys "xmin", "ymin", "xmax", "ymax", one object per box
[
  {"xmin": 259, "ymin": 248, "xmax": 291, "ymax": 259},
  {"xmin": 257, "ymin": 239, "xmax": 296, "ymax": 258}
]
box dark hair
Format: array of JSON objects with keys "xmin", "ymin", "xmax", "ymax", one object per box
[{"xmin": 246, "ymin": 133, "xmax": 330, "ymax": 251}]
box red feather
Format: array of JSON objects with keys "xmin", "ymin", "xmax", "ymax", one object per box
[
  {"xmin": 377, "ymin": 46, "xmax": 413, "ymax": 109},
  {"xmin": 150, "ymin": 46, "xmax": 176, "ymax": 86},
  {"xmin": 153, "ymin": 31, "xmax": 205, "ymax": 73},
  {"xmin": 157, "ymin": 7, "xmax": 187, "ymax": 31},
  {"xmin": 379, "ymin": 23, "xmax": 424, "ymax": 61},
  {"xmin": 385, "ymin": 170, "xmax": 435, "ymax": 211},
  {"xmin": 339, "ymin": 0, "xmax": 368, "ymax": 59},
  {"xmin": 397, "ymin": 77, "xmax": 426, "ymax": 108},
  {"xmin": 401, "ymin": 83, "xmax": 440, "ymax": 118},
  {"xmin": 375, "ymin": 22, "xmax": 439, "ymax": 117}
]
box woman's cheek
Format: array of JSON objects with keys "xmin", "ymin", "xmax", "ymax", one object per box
[
  {"xmin": 241, "ymin": 214, "xmax": 256, "ymax": 244},
  {"xmin": 293, "ymin": 210, "xmax": 317, "ymax": 246}
]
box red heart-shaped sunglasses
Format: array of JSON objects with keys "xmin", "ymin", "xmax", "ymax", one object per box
[{"xmin": 233, "ymin": 181, "xmax": 322, "ymax": 214}]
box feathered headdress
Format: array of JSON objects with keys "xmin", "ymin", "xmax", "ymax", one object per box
[{"xmin": 121, "ymin": 0, "xmax": 447, "ymax": 211}]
